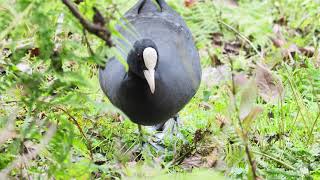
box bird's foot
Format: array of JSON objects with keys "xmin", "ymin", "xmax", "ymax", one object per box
[
  {"xmin": 135, "ymin": 125, "xmax": 165, "ymax": 154},
  {"xmin": 134, "ymin": 116, "xmax": 186, "ymax": 157},
  {"xmin": 147, "ymin": 115, "xmax": 187, "ymax": 152}
]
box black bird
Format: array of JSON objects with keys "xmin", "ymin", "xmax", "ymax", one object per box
[{"xmin": 99, "ymin": 0, "xmax": 201, "ymax": 133}]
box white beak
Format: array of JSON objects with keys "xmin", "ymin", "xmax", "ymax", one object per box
[
  {"xmin": 143, "ymin": 47, "xmax": 157, "ymax": 94},
  {"xmin": 143, "ymin": 69, "xmax": 155, "ymax": 94}
]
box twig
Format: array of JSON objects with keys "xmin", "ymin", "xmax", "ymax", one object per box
[
  {"xmin": 229, "ymin": 56, "xmax": 258, "ymax": 179},
  {"xmin": 0, "ymin": 123, "xmax": 57, "ymax": 177},
  {"xmin": 56, "ymin": 107, "xmax": 93, "ymax": 160},
  {"xmin": 61, "ymin": 0, "xmax": 112, "ymax": 47},
  {"xmin": 83, "ymin": 29, "xmax": 95, "ymax": 56}
]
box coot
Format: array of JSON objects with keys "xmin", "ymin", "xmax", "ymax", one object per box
[{"xmin": 99, "ymin": 0, "xmax": 201, "ymax": 127}]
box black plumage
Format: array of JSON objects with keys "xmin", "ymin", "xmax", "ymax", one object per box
[{"xmin": 99, "ymin": 0, "xmax": 201, "ymax": 126}]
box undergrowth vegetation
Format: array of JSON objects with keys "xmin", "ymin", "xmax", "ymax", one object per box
[{"xmin": 0, "ymin": 0, "xmax": 319, "ymax": 179}]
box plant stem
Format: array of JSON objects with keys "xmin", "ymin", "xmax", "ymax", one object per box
[
  {"xmin": 283, "ymin": 63, "xmax": 308, "ymax": 132},
  {"xmin": 218, "ymin": 20, "xmax": 262, "ymax": 59},
  {"xmin": 306, "ymin": 78, "xmax": 320, "ymax": 144},
  {"xmin": 56, "ymin": 107, "xmax": 94, "ymax": 161},
  {"xmin": 307, "ymin": 112, "xmax": 320, "ymax": 144},
  {"xmin": 229, "ymin": 57, "xmax": 258, "ymax": 179},
  {"xmin": 83, "ymin": 29, "xmax": 95, "ymax": 56}
]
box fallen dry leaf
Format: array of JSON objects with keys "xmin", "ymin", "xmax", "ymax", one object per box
[
  {"xmin": 224, "ymin": 41, "xmax": 242, "ymax": 55},
  {"xmin": 274, "ymin": 16, "xmax": 288, "ymax": 26},
  {"xmin": 271, "ymin": 24, "xmax": 319, "ymax": 66},
  {"xmin": 299, "ymin": 46, "xmax": 316, "ymax": 57},
  {"xmin": 184, "ymin": 0, "xmax": 197, "ymax": 7},
  {"xmin": 181, "ymin": 147, "xmax": 221, "ymax": 169},
  {"xmin": 271, "ymin": 24, "xmax": 285, "ymax": 48},
  {"xmin": 271, "ymin": 24, "xmax": 299, "ymax": 61},
  {"xmin": 0, "ymin": 65, "xmax": 5, "ymax": 75},
  {"xmin": 271, "ymin": 37, "xmax": 285, "ymax": 48},
  {"xmin": 211, "ymin": 32, "xmax": 223, "ymax": 47},
  {"xmin": 181, "ymin": 154, "xmax": 203, "ymax": 169},
  {"xmin": 215, "ymin": 114, "xmax": 230, "ymax": 129},
  {"xmin": 203, "ymin": 149, "xmax": 219, "ymax": 168},
  {"xmin": 299, "ymin": 46, "xmax": 320, "ymax": 68},
  {"xmin": 283, "ymin": 44, "xmax": 300, "ymax": 61},
  {"xmin": 29, "ymin": 48, "xmax": 40, "ymax": 57},
  {"xmin": 255, "ymin": 63, "xmax": 284, "ymax": 104},
  {"xmin": 199, "ymin": 101, "xmax": 213, "ymax": 111}
]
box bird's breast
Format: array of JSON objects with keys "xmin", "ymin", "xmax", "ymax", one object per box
[{"xmin": 117, "ymin": 70, "xmax": 195, "ymax": 126}]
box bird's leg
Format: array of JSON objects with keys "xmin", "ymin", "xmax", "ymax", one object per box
[
  {"xmin": 173, "ymin": 114, "xmax": 179, "ymax": 133},
  {"xmin": 137, "ymin": 124, "xmax": 164, "ymax": 153},
  {"xmin": 173, "ymin": 114, "xmax": 183, "ymax": 137},
  {"xmin": 174, "ymin": 114, "xmax": 187, "ymax": 139},
  {"xmin": 138, "ymin": 124, "xmax": 144, "ymax": 150},
  {"xmin": 170, "ymin": 114, "xmax": 188, "ymax": 153},
  {"xmin": 154, "ymin": 121, "xmax": 165, "ymax": 131},
  {"xmin": 141, "ymin": 115, "xmax": 186, "ymax": 153},
  {"xmin": 151, "ymin": 114, "xmax": 185, "ymax": 144}
]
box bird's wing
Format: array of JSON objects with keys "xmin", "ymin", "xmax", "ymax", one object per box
[{"xmin": 99, "ymin": 57, "xmax": 126, "ymax": 108}]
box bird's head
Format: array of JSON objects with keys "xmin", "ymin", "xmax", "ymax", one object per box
[{"xmin": 127, "ymin": 39, "xmax": 159, "ymax": 94}]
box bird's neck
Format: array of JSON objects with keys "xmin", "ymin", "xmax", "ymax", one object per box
[{"xmin": 127, "ymin": 68, "xmax": 144, "ymax": 79}]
